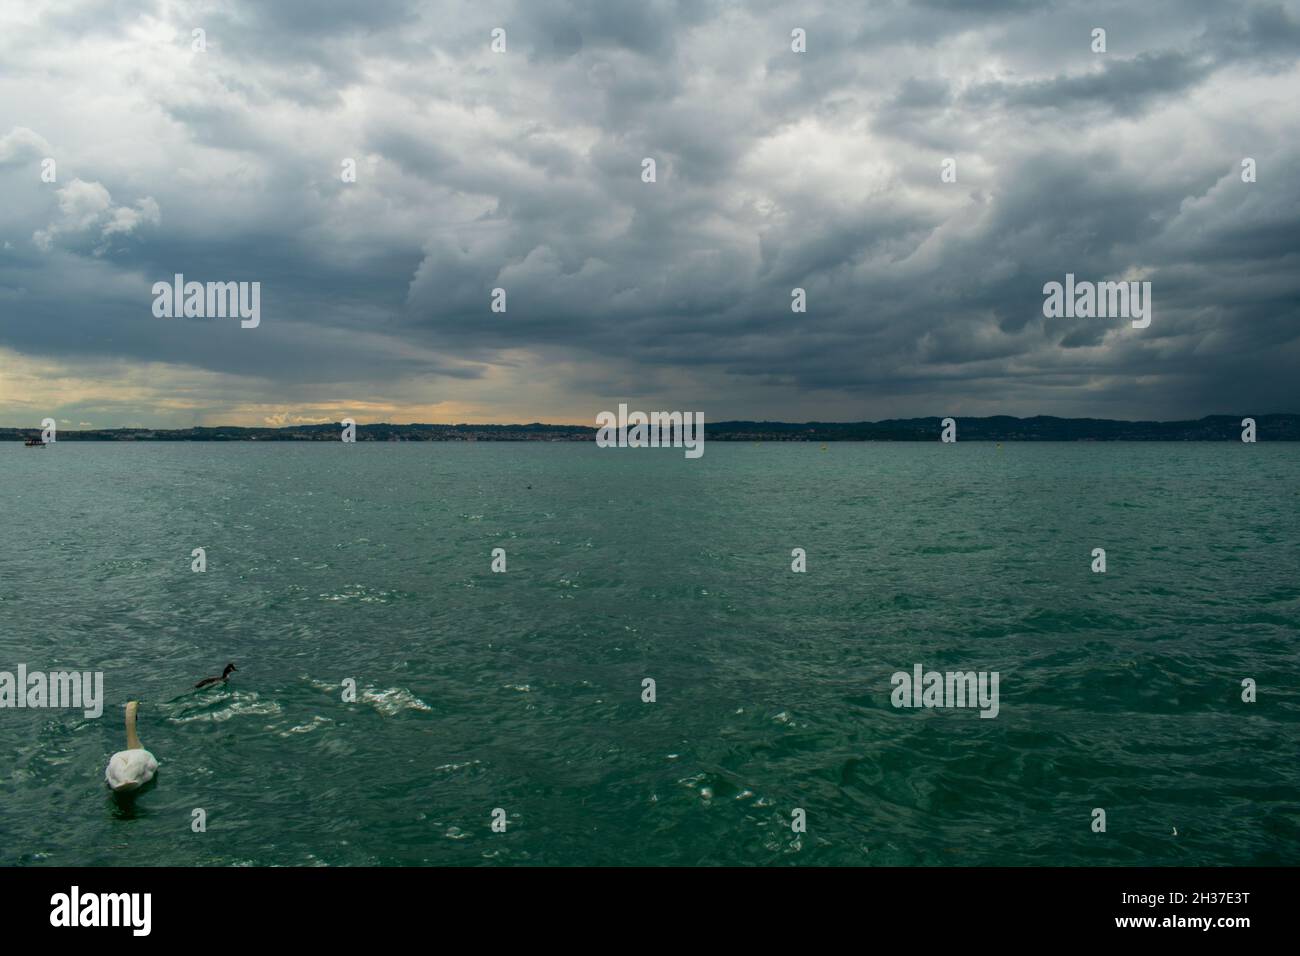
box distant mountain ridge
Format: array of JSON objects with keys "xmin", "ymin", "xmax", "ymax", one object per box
[{"xmin": 3, "ymin": 414, "xmax": 1297, "ymax": 441}]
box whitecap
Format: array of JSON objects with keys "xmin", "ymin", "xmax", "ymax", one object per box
[
  {"xmin": 360, "ymin": 686, "xmax": 432, "ymax": 715},
  {"xmin": 280, "ymin": 716, "xmax": 333, "ymax": 736},
  {"xmin": 170, "ymin": 699, "xmax": 282, "ymax": 724}
]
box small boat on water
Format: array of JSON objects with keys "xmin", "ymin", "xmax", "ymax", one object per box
[{"xmin": 23, "ymin": 437, "xmax": 46, "ymax": 447}]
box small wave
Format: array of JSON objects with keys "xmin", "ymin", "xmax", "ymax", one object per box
[
  {"xmin": 434, "ymin": 759, "xmax": 482, "ymax": 773},
  {"xmin": 317, "ymin": 584, "xmax": 405, "ymax": 603},
  {"xmin": 360, "ymin": 686, "xmax": 432, "ymax": 715},
  {"xmin": 169, "ymin": 696, "xmax": 282, "ymax": 724},
  {"xmin": 304, "ymin": 677, "xmax": 431, "ymax": 715},
  {"xmin": 280, "ymin": 716, "xmax": 333, "ymax": 736}
]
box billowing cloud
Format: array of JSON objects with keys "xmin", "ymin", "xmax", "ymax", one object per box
[
  {"xmin": 0, "ymin": 0, "xmax": 1297, "ymax": 426},
  {"xmin": 0, "ymin": 126, "xmax": 52, "ymax": 166},
  {"xmin": 32, "ymin": 179, "xmax": 160, "ymax": 253}
]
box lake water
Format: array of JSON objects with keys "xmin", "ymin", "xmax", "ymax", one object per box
[{"xmin": 1, "ymin": 441, "xmax": 1297, "ymax": 865}]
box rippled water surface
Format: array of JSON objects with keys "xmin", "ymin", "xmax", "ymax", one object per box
[{"xmin": 2, "ymin": 442, "xmax": 1297, "ymax": 865}]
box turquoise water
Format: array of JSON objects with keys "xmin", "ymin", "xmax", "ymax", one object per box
[{"xmin": 1, "ymin": 442, "xmax": 1297, "ymax": 866}]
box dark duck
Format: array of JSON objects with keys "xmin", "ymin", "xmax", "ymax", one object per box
[{"xmin": 195, "ymin": 663, "xmax": 237, "ymax": 689}]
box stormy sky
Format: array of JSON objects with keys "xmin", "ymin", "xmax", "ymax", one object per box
[{"xmin": 1, "ymin": 0, "xmax": 1298, "ymax": 427}]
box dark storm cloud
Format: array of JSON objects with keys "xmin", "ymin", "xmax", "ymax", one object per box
[
  {"xmin": 1, "ymin": 0, "xmax": 1298, "ymax": 425},
  {"xmin": 965, "ymin": 50, "xmax": 1215, "ymax": 115},
  {"xmin": 1210, "ymin": 2, "xmax": 1300, "ymax": 61}
]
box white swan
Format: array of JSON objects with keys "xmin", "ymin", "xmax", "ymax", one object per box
[{"xmin": 105, "ymin": 701, "xmax": 158, "ymax": 793}]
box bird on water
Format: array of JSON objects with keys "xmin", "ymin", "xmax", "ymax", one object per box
[
  {"xmin": 195, "ymin": 663, "xmax": 237, "ymax": 689},
  {"xmin": 104, "ymin": 701, "xmax": 159, "ymax": 793}
]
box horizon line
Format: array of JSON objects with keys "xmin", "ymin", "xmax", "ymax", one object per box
[{"xmin": 4, "ymin": 412, "xmax": 1297, "ymax": 432}]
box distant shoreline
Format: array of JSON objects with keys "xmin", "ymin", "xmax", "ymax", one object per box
[{"xmin": 4, "ymin": 414, "xmax": 1297, "ymax": 442}]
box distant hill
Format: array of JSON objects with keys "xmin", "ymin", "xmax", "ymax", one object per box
[{"xmin": 3, "ymin": 414, "xmax": 1297, "ymax": 441}]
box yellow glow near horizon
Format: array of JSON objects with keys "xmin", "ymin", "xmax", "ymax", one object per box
[{"xmin": 0, "ymin": 347, "xmax": 606, "ymax": 427}]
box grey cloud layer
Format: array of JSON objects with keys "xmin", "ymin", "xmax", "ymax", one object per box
[{"xmin": 1, "ymin": 0, "xmax": 1298, "ymax": 423}]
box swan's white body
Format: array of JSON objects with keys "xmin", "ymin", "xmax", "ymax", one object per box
[
  {"xmin": 105, "ymin": 701, "xmax": 158, "ymax": 793},
  {"xmin": 105, "ymin": 749, "xmax": 158, "ymax": 792}
]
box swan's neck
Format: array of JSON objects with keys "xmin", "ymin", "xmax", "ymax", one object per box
[{"xmin": 125, "ymin": 704, "xmax": 142, "ymax": 750}]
